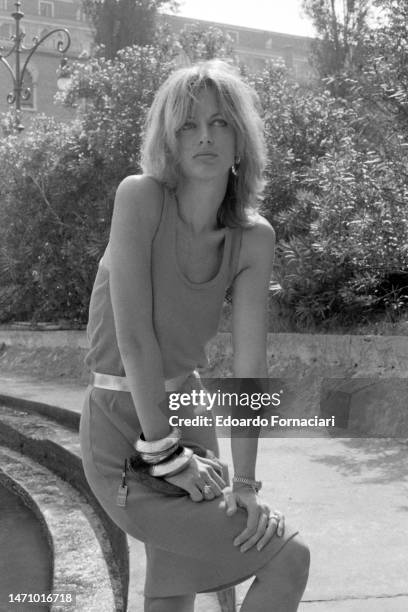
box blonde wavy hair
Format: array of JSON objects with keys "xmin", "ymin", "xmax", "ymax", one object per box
[{"xmin": 140, "ymin": 59, "xmax": 267, "ymax": 227}]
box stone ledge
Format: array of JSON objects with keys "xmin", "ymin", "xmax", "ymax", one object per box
[
  {"xmin": 0, "ymin": 329, "xmax": 88, "ymax": 349},
  {"xmin": 0, "ymin": 398, "xmax": 227, "ymax": 611},
  {"xmin": 0, "ymin": 446, "xmax": 115, "ymax": 611},
  {"xmin": 0, "ymin": 405, "xmax": 129, "ymax": 611},
  {"xmin": 207, "ymin": 333, "xmax": 408, "ymax": 377},
  {"xmin": 0, "ymin": 393, "xmax": 81, "ymax": 430},
  {"xmin": 1, "ymin": 330, "xmax": 408, "ymax": 376}
]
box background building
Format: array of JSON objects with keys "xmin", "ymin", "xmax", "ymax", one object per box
[
  {"xmin": 0, "ymin": 3, "xmax": 313, "ymax": 124},
  {"xmin": 0, "ymin": 0, "xmax": 92, "ymax": 122},
  {"xmin": 160, "ymin": 13, "xmax": 314, "ymax": 81}
]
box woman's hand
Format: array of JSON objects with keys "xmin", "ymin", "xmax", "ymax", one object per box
[
  {"xmin": 164, "ymin": 454, "xmax": 227, "ymax": 502},
  {"xmin": 222, "ymin": 486, "xmax": 285, "ymax": 552}
]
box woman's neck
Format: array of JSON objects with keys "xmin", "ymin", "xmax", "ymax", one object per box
[{"xmin": 175, "ymin": 177, "xmax": 228, "ymax": 234}]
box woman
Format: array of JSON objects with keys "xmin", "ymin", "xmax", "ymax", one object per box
[{"xmin": 79, "ymin": 59, "xmax": 310, "ymax": 612}]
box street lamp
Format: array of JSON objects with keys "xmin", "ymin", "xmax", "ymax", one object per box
[{"xmin": 0, "ymin": 0, "xmax": 71, "ymax": 131}]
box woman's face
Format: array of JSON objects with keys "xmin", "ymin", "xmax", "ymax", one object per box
[{"xmin": 176, "ymin": 86, "xmax": 236, "ymax": 183}]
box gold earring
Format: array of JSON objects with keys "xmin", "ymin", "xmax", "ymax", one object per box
[{"xmin": 232, "ymin": 155, "xmax": 241, "ymax": 176}]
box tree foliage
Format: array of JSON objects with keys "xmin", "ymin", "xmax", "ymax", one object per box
[
  {"xmin": 302, "ymin": 0, "xmax": 372, "ymax": 94},
  {"xmin": 249, "ymin": 57, "xmax": 408, "ymax": 326},
  {"xmin": 350, "ymin": 1, "xmax": 408, "ymax": 137},
  {"xmin": 273, "ymin": 0, "xmax": 408, "ymax": 325},
  {"xmin": 303, "ymin": 1, "xmax": 408, "ymax": 140},
  {"xmin": 0, "ymin": 118, "xmax": 108, "ymax": 323},
  {"xmin": 1, "ymin": 10, "xmax": 408, "ymax": 327},
  {"xmin": 0, "ymin": 26, "xmax": 235, "ymax": 324},
  {"xmin": 82, "ymin": 0, "xmax": 178, "ymax": 59}
]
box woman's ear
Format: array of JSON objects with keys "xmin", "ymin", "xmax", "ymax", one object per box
[{"xmin": 232, "ymin": 155, "xmax": 241, "ymax": 177}]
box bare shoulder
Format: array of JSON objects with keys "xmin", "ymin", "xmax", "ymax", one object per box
[
  {"xmin": 113, "ymin": 174, "xmax": 164, "ymax": 230},
  {"xmin": 240, "ymin": 213, "xmax": 276, "ymax": 268}
]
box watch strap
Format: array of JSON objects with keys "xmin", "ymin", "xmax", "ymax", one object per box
[{"xmin": 232, "ymin": 476, "xmax": 262, "ymax": 493}]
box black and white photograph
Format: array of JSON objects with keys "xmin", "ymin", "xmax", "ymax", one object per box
[{"xmin": 0, "ymin": 0, "xmax": 407, "ymax": 610}]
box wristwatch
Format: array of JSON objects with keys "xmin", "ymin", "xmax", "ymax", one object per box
[{"xmin": 232, "ymin": 476, "xmax": 262, "ymax": 494}]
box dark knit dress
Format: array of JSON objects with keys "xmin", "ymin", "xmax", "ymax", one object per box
[{"xmin": 79, "ymin": 185, "xmax": 298, "ymax": 597}]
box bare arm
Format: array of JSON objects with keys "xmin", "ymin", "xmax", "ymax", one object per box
[
  {"xmin": 108, "ymin": 175, "xmax": 169, "ymax": 441},
  {"xmin": 230, "ymin": 216, "xmax": 275, "ymax": 480},
  {"xmin": 222, "ymin": 218, "xmax": 282, "ymax": 548},
  {"xmin": 107, "ymin": 175, "xmax": 227, "ymax": 501}
]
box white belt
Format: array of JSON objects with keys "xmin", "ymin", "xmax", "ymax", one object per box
[{"xmin": 91, "ymin": 371, "xmax": 199, "ymax": 393}]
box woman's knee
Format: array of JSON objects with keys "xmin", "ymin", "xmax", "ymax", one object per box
[
  {"xmin": 278, "ymin": 534, "xmax": 310, "ymax": 584},
  {"xmin": 258, "ymin": 534, "xmax": 310, "ymax": 586}
]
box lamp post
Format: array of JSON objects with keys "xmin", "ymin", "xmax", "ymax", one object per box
[{"xmin": 0, "ymin": 1, "xmax": 71, "ymax": 131}]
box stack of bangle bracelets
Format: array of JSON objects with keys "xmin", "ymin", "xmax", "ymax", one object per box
[
  {"xmin": 134, "ymin": 426, "xmax": 193, "ymax": 477},
  {"xmin": 134, "ymin": 426, "xmax": 263, "ymax": 493}
]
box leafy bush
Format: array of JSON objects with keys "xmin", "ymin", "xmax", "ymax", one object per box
[
  {"xmin": 248, "ymin": 1, "xmax": 406, "ymax": 326},
  {"xmin": 0, "ymin": 117, "xmax": 110, "ymax": 322},
  {"xmin": 271, "ymin": 129, "xmax": 408, "ymax": 326},
  {"xmin": 250, "ymin": 62, "xmax": 357, "ymax": 240}
]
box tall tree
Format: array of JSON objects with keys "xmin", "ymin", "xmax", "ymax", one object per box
[
  {"xmin": 82, "ymin": 0, "xmax": 178, "ymax": 59},
  {"xmin": 305, "ymin": 1, "xmax": 408, "ymax": 143},
  {"xmin": 302, "ymin": 0, "xmax": 372, "ymax": 86},
  {"xmin": 360, "ymin": 1, "xmax": 408, "ymax": 131}
]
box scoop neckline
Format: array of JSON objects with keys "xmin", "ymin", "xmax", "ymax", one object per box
[{"xmin": 170, "ymin": 191, "xmax": 232, "ymax": 290}]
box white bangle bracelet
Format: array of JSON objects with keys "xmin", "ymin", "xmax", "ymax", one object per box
[
  {"xmin": 149, "ymin": 447, "xmax": 193, "ymax": 478},
  {"xmin": 139, "ymin": 442, "xmax": 179, "ymax": 465},
  {"xmin": 135, "ymin": 426, "xmax": 181, "ymax": 454}
]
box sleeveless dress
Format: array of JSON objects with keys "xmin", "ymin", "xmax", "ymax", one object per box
[{"xmin": 79, "ymin": 183, "xmax": 298, "ymax": 597}]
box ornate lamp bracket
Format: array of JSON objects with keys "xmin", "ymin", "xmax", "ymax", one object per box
[{"xmin": 0, "ymin": 1, "xmax": 71, "ymax": 131}]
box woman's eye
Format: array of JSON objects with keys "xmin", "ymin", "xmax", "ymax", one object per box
[
  {"xmin": 213, "ymin": 118, "xmax": 228, "ymax": 126},
  {"xmin": 181, "ymin": 121, "xmax": 195, "ymax": 130}
]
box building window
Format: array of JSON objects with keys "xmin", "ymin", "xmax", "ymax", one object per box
[
  {"xmin": 0, "ymin": 21, "xmax": 12, "ymax": 39},
  {"xmin": 181, "ymin": 22, "xmax": 196, "ymax": 32},
  {"xmin": 226, "ymin": 29, "xmax": 239, "ymax": 45},
  {"xmin": 39, "ymin": 1, "xmax": 54, "ymax": 18},
  {"xmin": 76, "ymin": 7, "xmax": 88, "ymax": 22},
  {"xmin": 53, "ymin": 33, "xmax": 65, "ymax": 50},
  {"xmin": 21, "ymin": 69, "xmax": 35, "ymax": 110},
  {"xmin": 0, "ymin": 0, "xmax": 8, "ymax": 12},
  {"xmin": 38, "ymin": 27, "xmax": 54, "ymax": 49},
  {"xmin": 283, "ymin": 45, "xmax": 294, "ymax": 68},
  {"xmin": 294, "ymin": 60, "xmax": 313, "ymax": 81},
  {"xmin": 252, "ymin": 57, "xmax": 265, "ymax": 70}
]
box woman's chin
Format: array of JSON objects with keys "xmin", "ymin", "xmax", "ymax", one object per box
[{"xmin": 181, "ymin": 168, "xmax": 230, "ymax": 183}]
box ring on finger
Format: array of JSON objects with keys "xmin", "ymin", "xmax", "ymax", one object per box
[{"xmin": 203, "ymin": 485, "xmax": 213, "ymax": 497}]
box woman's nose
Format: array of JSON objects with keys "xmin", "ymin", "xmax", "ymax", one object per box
[{"xmin": 199, "ymin": 124, "xmax": 212, "ymax": 144}]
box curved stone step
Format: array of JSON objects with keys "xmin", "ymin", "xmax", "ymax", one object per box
[
  {"xmin": 0, "ymin": 445, "xmax": 116, "ymax": 611},
  {"xmin": 0, "ymin": 404, "xmax": 128, "ymax": 611},
  {"xmin": 0, "ymin": 397, "xmax": 235, "ymax": 611},
  {"xmin": 0, "ymin": 470, "xmax": 51, "ymax": 607}
]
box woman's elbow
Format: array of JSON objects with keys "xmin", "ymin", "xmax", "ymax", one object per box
[{"xmin": 116, "ymin": 329, "xmax": 157, "ymax": 365}]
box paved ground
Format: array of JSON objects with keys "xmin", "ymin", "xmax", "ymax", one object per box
[{"xmin": 1, "ymin": 375, "xmax": 408, "ymax": 611}]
